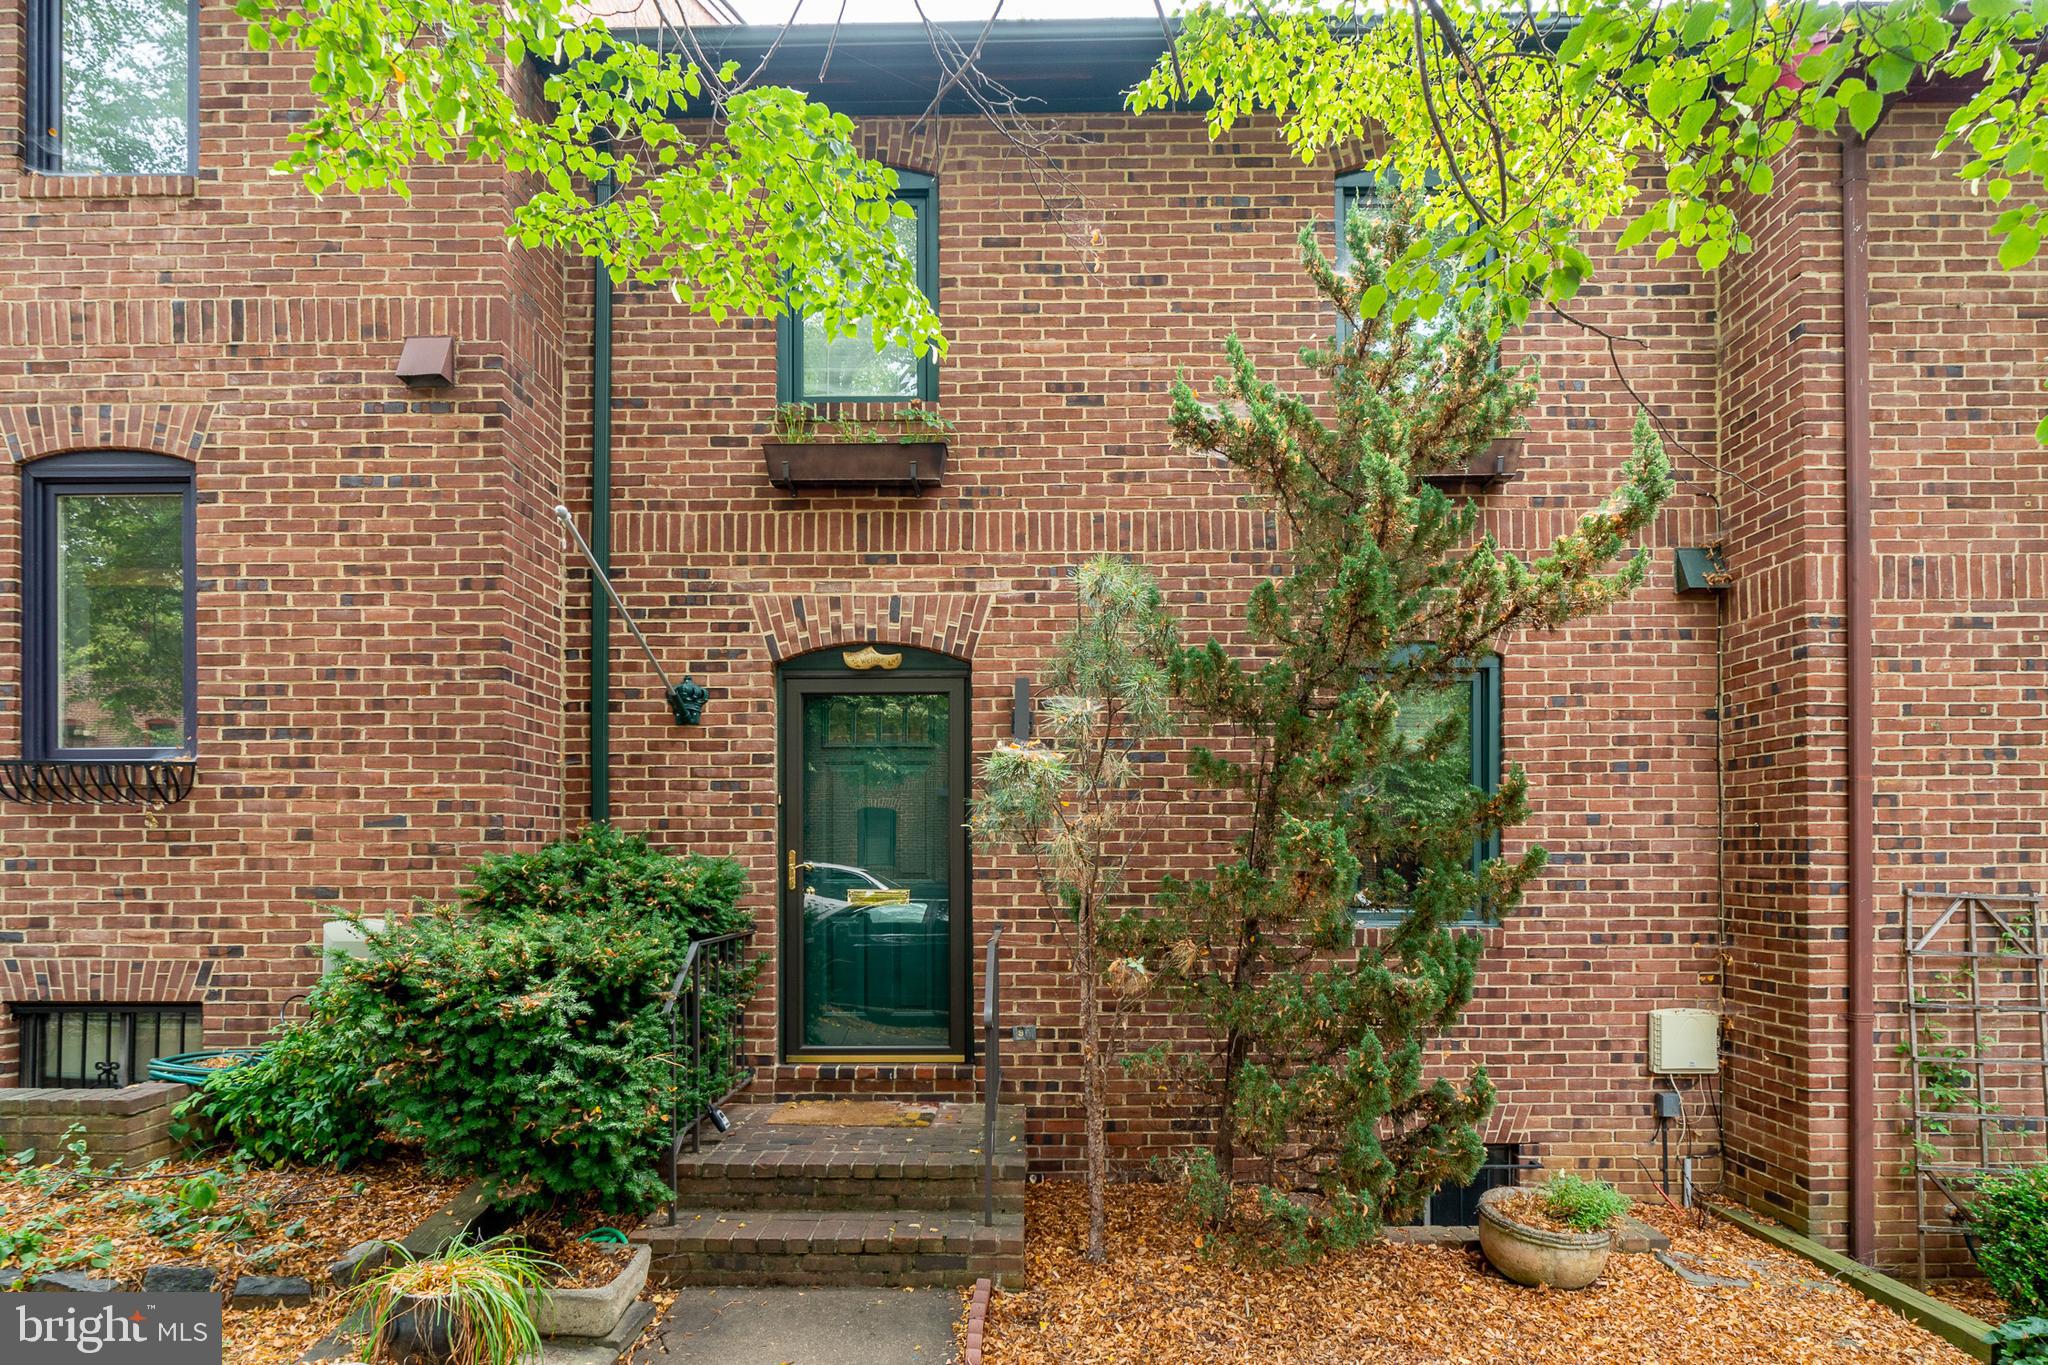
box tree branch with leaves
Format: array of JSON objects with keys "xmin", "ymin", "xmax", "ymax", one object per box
[{"xmin": 1133, "ymin": 0, "xmax": 2048, "ymax": 439}]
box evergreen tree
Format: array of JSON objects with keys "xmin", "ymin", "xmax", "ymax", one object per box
[
  {"xmin": 973, "ymin": 557, "xmax": 1176, "ymax": 1262},
  {"xmin": 1124, "ymin": 202, "xmax": 1672, "ymax": 1258}
]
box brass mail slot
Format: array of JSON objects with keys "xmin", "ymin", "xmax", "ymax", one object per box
[{"xmin": 846, "ymin": 888, "xmax": 912, "ymax": 907}]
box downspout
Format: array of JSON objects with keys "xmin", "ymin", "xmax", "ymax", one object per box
[
  {"xmin": 1840, "ymin": 132, "xmax": 1876, "ymax": 1265},
  {"xmin": 590, "ymin": 155, "xmax": 615, "ymax": 824}
]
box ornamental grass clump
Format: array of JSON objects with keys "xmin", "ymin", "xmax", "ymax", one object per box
[
  {"xmin": 347, "ymin": 1235, "xmax": 553, "ymax": 1365},
  {"xmin": 1537, "ymin": 1173, "xmax": 1632, "ymax": 1233}
]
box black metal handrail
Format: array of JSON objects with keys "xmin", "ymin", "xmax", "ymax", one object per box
[
  {"xmin": 982, "ymin": 921, "xmax": 1005, "ymax": 1227},
  {"xmin": 0, "ymin": 759, "xmax": 197, "ymax": 806},
  {"xmin": 662, "ymin": 929, "xmax": 754, "ymax": 1224}
]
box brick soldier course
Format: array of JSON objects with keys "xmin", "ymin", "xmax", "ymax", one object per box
[{"xmin": 1, "ymin": 10, "xmax": 2044, "ymax": 1278}]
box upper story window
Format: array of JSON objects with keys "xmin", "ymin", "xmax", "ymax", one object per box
[
  {"xmin": 25, "ymin": 0, "xmax": 200, "ymax": 176},
  {"xmin": 22, "ymin": 452, "xmax": 198, "ymax": 761},
  {"xmin": 777, "ymin": 171, "xmax": 938, "ymax": 406}
]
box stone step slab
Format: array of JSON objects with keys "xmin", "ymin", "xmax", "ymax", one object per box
[{"xmin": 636, "ymin": 1208, "xmax": 1026, "ymax": 1289}]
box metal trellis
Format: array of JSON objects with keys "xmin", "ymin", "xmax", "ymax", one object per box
[{"xmin": 1903, "ymin": 889, "xmax": 2048, "ymax": 1283}]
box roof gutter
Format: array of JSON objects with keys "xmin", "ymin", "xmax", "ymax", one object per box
[{"xmin": 1841, "ymin": 130, "xmax": 1876, "ymax": 1265}]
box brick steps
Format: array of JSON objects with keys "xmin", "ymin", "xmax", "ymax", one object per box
[
  {"xmin": 635, "ymin": 1207, "xmax": 1026, "ymax": 1288},
  {"xmin": 647, "ymin": 1102, "xmax": 1029, "ymax": 1288},
  {"xmin": 669, "ymin": 1134, "xmax": 1026, "ymax": 1213}
]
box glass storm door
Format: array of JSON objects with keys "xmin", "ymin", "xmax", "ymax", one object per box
[{"xmin": 781, "ymin": 653, "xmax": 968, "ymax": 1060}]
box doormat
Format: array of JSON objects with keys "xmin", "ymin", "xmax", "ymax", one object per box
[{"xmin": 766, "ymin": 1101, "xmax": 937, "ymax": 1128}]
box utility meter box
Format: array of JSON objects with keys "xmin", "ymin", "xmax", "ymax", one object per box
[
  {"xmin": 321, "ymin": 918, "xmax": 385, "ymax": 974},
  {"xmin": 1648, "ymin": 1008, "xmax": 1719, "ymax": 1075}
]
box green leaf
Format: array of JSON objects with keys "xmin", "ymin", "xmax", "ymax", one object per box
[
  {"xmin": 1849, "ymin": 88, "xmax": 1886, "ymax": 135},
  {"xmin": 1616, "ymin": 210, "xmax": 1657, "ymax": 251},
  {"xmin": 1999, "ymin": 222, "xmax": 2041, "ymax": 269}
]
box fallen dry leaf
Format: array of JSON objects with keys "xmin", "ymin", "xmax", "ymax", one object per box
[{"xmin": 965, "ymin": 1183, "xmax": 1980, "ymax": 1364}]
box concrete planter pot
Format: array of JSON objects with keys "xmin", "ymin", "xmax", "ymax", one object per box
[
  {"xmin": 1476, "ymin": 1186, "xmax": 1614, "ymax": 1290},
  {"xmin": 532, "ymin": 1244, "xmax": 649, "ymax": 1340}
]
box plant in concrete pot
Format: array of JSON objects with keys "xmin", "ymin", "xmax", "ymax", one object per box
[
  {"xmin": 347, "ymin": 1236, "xmax": 553, "ymax": 1365},
  {"xmin": 1478, "ymin": 1172, "xmax": 1631, "ymax": 1290}
]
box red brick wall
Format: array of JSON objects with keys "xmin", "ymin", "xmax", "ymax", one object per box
[
  {"xmin": 1716, "ymin": 112, "xmax": 2048, "ymax": 1270},
  {"xmin": 566, "ymin": 113, "xmax": 1729, "ymax": 1195},
  {"xmin": 1862, "ymin": 107, "xmax": 2048, "ymax": 1272},
  {"xmin": 0, "ymin": 1, "xmax": 568, "ymax": 1077},
  {"xmin": 1715, "ymin": 135, "xmax": 1850, "ymax": 1242}
]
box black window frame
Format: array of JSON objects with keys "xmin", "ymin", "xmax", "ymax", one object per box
[
  {"xmin": 12, "ymin": 1002, "xmax": 203, "ymax": 1088},
  {"xmin": 24, "ymin": 0, "xmax": 202, "ymax": 176},
  {"xmin": 1400, "ymin": 1141, "xmax": 1528, "ymax": 1226},
  {"xmin": 1354, "ymin": 656, "xmax": 1503, "ymax": 927},
  {"xmin": 776, "ymin": 170, "xmax": 939, "ymax": 407},
  {"xmin": 22, "ymin": 450, "xmax": 199, "ymax": 763}
]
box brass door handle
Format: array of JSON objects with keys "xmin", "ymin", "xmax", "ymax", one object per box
[{"xmin": 787, "ymin": 849, "xmax": 797, "ymax": 891}]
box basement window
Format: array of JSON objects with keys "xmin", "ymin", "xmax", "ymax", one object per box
[
  {"xmin": 22, "ymin": 452, "xmax": 198, "ymax": 761},
  {"xmin": 25, "ymin": 0, "xmax": 200, "ymax": 176},
  {"xmin": 13, "ymin": 1003, "xmax": 202, "ymax": 1088},
  {"xmin": 1402, "ymin": 1142, "xmax": 1527, "ymax": 1226},
  {"xmin": 777, "ymin": 171, "xmax": 938, "ymax": 405}
]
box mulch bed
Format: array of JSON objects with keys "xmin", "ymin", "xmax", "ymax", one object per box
[
  {"xmin": 1, "ymin": 1153, "xmax": 463, "ymax": 1364},
  {"xmin": 499, "ymin": 1207, "xmax": 640, "ymax": 1289},
  {"xmin": 1919, "ymin": 1275, "xmax": 2011, "ymax": 1326},
  {"xmin": 969, "ymin": 1184, "xmax": 1974, "ymax": 1364}
]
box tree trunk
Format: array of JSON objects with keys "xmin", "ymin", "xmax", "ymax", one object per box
[{"xmin": 1079, "ymin": 901, "xmax": 1107, "ymax": 1263}]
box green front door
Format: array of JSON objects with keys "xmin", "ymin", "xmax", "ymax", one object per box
[{"xmin": 781, "ymin": 650, "xmax": 968, "ymax": 1060}]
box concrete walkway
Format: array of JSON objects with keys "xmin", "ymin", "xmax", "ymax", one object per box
[{"xmin": 643, "ymin": 1286, "xmax": 961, "ymax": 1364}]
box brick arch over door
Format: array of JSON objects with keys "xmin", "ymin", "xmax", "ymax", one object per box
[
  {"xmin": 0, "ymin": 404, "xmax": 212, "ymax": 465},
  {"xmin": 750, "ymin": 593, "xmax": 992, "ymax": 663}
]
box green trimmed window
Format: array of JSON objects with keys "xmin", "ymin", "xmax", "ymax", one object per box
[
  {"xmin": 777, "ymin": 171, "xmax": 938, "ymax": 405},
  {"xmin": 1354, "ymin": 658, "xmax": 1502, "ymax": 925},
  {"xmin": 1336, "ymin": 168, "xmax": 1478, "ymax": 348}
]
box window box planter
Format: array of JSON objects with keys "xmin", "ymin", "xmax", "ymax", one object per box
[
  {"xmin": 1421, "ymin": 436, "xmax": 1521, "ymax": 493},
  {"xmin": 1476, "ymin": 1186, "xmax": 1614, "ymax": 1289},
  {"xmin": 532, "ymin": 1243, "xmax": 649, "ymax": 1339},
  {"xmin": 764, "ymin": 440, "xmax": 947, "ymax": 493}
]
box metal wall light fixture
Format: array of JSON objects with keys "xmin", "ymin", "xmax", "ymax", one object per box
[
  {"xmin": 1012, "ymin": 676, "xmax": 1032, "ymax": 740},
  {"xmin": 553, "ymin": 505, "xmax": 709, "ymax": 724}
]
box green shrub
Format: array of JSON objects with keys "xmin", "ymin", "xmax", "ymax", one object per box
[
  {"xmin": 464, "ymin": 823, "xmax": 747, "ymax": 938},
  {"xmin": 1538, "ymin": 1172, "xmax": 1632, "ymax": 1232},
  {"xmin": 1990, "ymin": 1318, "xmax": 2048, "ymax": 1363},
  {"xmin": 1972, "ymin": 1166, "xmax": 2048, "ymax": 1315},
  {"xmin": 196, "ymin": 828, "xmax": 752, "ymax": 1213},
  {"xmin": 355, "ymin": 904, "xmax": 698, "ymax": 1211},
  {"xmin": 183, "ymin": 974, "xmax": 391, "ymax": 1169}
]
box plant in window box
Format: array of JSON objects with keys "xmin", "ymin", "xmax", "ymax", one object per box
[{"xmin": 764, "ymin": 403, "xmax": 953, "ymax": 493}]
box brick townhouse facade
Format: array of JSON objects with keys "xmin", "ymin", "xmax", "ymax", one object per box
[{"xmin": 0, "ymin": 7, "xmax": 2042, "ymax": 1274}]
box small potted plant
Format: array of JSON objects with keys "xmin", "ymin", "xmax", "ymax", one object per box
[
  {"xmin": 1477, "ymin": 1172, "xmax": 1632, "ymax": 1290},
  {"xmin": 347, "ymin": 1235, "xmax": 553, "ymax": 1365}
]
